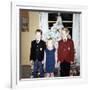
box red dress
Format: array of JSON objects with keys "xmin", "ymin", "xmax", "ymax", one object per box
[{"xmin": 58, "ymin": 39, "xmax": 74, "ymax": 63}]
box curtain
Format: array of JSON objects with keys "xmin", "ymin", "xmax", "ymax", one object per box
[
  {"xmin": 39, "ymin": 12, "xmax": 48, "ymax": 41},
  {"xmin": 72, "ymin": 13, "xmax": 80, "ymax": 64}
]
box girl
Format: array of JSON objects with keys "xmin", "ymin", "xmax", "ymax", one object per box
[{"xmin": 44, "ymin": 38, "xmax": 57, "ymax": 77}]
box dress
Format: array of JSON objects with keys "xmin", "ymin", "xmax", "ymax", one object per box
[{"xmin": 45, "ymin": 48, "xmax": 55, "ymax": 73}]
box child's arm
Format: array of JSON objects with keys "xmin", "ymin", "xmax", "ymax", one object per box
[
  {"xmin": 54, "ymin": 42, "xmax": 60, "ymax": 68},
  {"xmin": 43, "ymin": 51, "xmax": 46, "ymax": 69},
  {"xmin": 55, "ymin": 49, "xmax": 58, "ymax": 68},
  {"xmin": 70, "ymin": 40, "xmax": 75, "ymax": 63},
  {"xmin": 30, "ymin": 41, "xmax": 34, "ymax": 66}
]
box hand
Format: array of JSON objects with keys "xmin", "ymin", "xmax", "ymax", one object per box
[
  {"xmin": 42, "ymin": 60, "xmax": 44, "ymax": 64},
  {"xmin": 70, "ymin": 61, "xmax": 74, "ymax": 64},
  {"xmin": 58, "ymin": 61, "xmax": 61, "ymax": 64},
  {"xmin": 55, "ymin": 62, "xmax": 58, "ymax": 68},
  {"xmin": 55, "ymin": 61, "xmax": 60, "ymax": 68},
  {"xmin": 30, "ymin": 60, "xmax": 34, "ymax": 66}
]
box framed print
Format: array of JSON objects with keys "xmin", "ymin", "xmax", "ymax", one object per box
[
  {"xmin": 20, "ymin": 9, "xmax": 29, "ymax": 32},
  {"xmin": 11, "ymin": 1, "xmax": 88, "ymax": 88}
]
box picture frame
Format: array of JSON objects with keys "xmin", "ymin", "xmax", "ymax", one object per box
[
  {"xmin": 20, "ymin": 9, "xmax": 29, "ymax": 32},
  {"xmin": 11, "ymin": 1, "xmax": 88, "ymax": 88}
]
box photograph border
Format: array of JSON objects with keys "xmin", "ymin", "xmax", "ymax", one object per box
[{"xmin": 11, "ymin": 1, "xmax": 88, "ymax": 88}]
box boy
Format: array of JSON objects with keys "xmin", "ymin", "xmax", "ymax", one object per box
[
  {"xmin": 30, "ymin": 29, "xmax": 46, "ymax": 78},
  {"xmin": 58, "ymin": 28, "xmax": 75, "ymax": 76}
]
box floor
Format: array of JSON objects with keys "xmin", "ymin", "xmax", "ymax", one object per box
[{"xmin": 20, "ymin": 63, "xmax": 80, "ymax": 79}]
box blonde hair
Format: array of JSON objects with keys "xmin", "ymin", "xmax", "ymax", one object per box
[
  {"xmin": 46, "ymin": 38, "xmax": 54, "ymax": 47},
  {"xmin": 61, "ymin": 27, "xmax": 70, "ymax": 33},
  {"xmin": 61, "ymin": 27, "xmax": 71, "ymax": 39}
]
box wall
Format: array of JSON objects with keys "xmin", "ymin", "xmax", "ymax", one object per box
[{"xmin": 21, "ymin": 11, "xmax": 40, "ymax": 65}]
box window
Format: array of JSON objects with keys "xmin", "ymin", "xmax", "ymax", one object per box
[{"xmin": 48, "ymin": 12, "xmax": 73, "ymax": 38}]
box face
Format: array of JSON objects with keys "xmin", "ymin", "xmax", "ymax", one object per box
[
  {"xmin": 61, "ymin": 30, "xmax": 68, "ymax": 40},
  {"xmin": 47, "ymin": 39, "xmax": 53, "ymax": 48},
  {"xmin": 35, "ymin": 32, "xmax": 41, "ymax": 41}
]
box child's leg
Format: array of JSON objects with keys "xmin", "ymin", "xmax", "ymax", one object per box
[
  {"xmin": 46, "ymin": 73, "xmax": 50, "ymax": 77},
  {"xmin": 60, "ymin": 61, "xmax": 70, "ymax": 76},
  {"xmin": 33, "ymin": 60, "xmax": 38, "ymax": 78},
  {"xmin": 38, "ymin": 61, "xmax": 44, "ymax": 77},
  {"xmin": 51, "ymin": 72, "xmax": 54, "ymax": 77}
]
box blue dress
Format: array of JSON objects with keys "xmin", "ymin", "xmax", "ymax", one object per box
[{"xmin": 45, "ymin": 48, "xmax": 55, "ymax": 73}]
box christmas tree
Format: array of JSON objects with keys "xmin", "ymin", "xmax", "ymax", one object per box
[{"xmin": 46, "ymin": 13, "xmax": 64, "ymax": 42}]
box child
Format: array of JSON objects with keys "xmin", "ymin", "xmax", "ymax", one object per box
[
  {"xmin": 44, "ymin": 38, "xmax": 56, "ymax": 77},
  {"xmin": 58, "ymin": 27, "xmax": 75, "ymax": 76},
  {"xmin": 30, "ymin": 29, "xmax": 46, "ymax": 78}
]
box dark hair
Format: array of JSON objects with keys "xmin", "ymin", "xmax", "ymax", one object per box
[{"xmin": 35, "ymin": 29, "xmax": 42, "ymax": 35}]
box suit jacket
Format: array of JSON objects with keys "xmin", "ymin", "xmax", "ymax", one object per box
[
  {"xmin": 58, "ymin": 39, "xmax": 75, "ymax": 63},
  {"xmin": 30, "ymin": 40, "xmax": 46, "ymax": 61}
]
